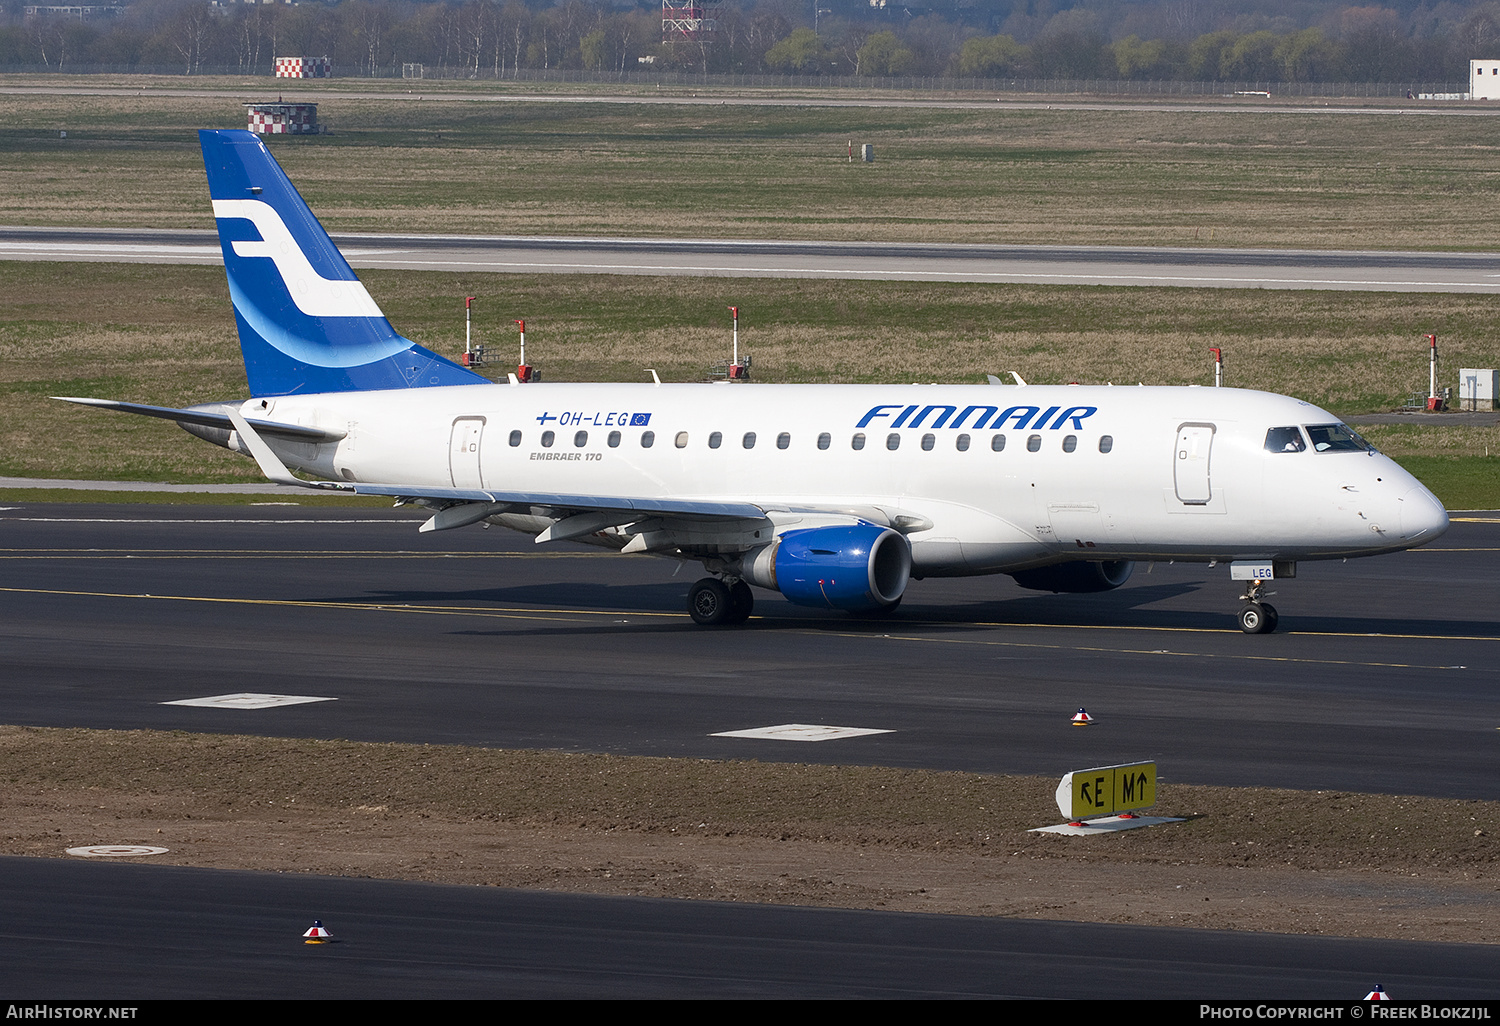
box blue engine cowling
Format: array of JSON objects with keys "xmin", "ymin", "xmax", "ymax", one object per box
[
  {"xmin": 745, "ymin": 523, "xmax": 911, "ymax": 611},
  {"xmin": 1008, "ymin": 560, "xmax": 1134, "ymax": 594}
]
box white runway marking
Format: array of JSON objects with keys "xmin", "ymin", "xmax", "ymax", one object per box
[
  {"xmin": 163, "ymin": 692, "xmax": 336, "ymax": 710},
  {"xmin": 711, "ymin": 723, "xmax": 894, "ymax": 741},
  {"xmin": 65, "ymin": 845, "xmax": 169, "ymax": 857}
]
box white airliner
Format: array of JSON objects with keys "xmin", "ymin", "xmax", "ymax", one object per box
[{"xmin": 61, "ymin": 130, "xmax": 1449, "ymax": 633}]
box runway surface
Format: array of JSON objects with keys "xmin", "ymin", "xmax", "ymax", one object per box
[
  {"xmin": 1, "ymin": 502, "xmax": 1496, "ymax": 799},
  {"xmin": 4, "ymin": 855, "xmax": 1499, "ymax": 999},
  {"xmin": 5, "ymin": 82, "xmax": 1500, "ymax": 118},
  {"xmin": 6, "ymin": 225, "xmax": 1500, "ymax": 291},
  {"xmin": 3, "ymin": 501, "xmax": 1497, "ymax": 998}
]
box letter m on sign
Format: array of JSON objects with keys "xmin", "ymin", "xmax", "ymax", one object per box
[{"xmin": 1116, "ymin": 765, "xmax": 1155, "ymax": 812}]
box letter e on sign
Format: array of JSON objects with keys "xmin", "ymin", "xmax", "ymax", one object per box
[{"xmin": 1055, "ymin": 762, "xmax": 1157, "ymax": 821}]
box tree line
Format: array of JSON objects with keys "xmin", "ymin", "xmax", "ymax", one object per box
[{"xmin": 3, "ymin": 0, "xmax": 1499, "ymax": 82}]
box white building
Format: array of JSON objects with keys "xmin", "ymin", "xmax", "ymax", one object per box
[{"xmin": 1471, "ymin": 60, "xmax": 1500, "ymax": 99}]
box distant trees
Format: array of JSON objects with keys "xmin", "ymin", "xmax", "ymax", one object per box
[
  {"xmin": 0, "ymin": 0, "xmax": 1490, "ymax": 82},
  {"xmin": 762, "ymin": 26, "xmax": 830, "ymax": 73}
]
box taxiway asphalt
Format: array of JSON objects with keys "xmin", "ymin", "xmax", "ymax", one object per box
[
  {"xmin": 4, "ymin": 855, "xmax": 1499, "ymax": 999},
  {"xmin": 0, "ymin": 502, "xmax": 1495, "ymax": 798},
  {"xmin": 7, "ymin": 225, "xmax": 1500, "ymax": 291}
]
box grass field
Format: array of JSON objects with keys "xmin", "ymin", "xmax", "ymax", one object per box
[
  {"xmin": 0, "ymin": 80, "xmax": 1496, "ymax": 503},
  {"xmin": 1, "ymin": 260, "xmax": 1495, "ymax": 504},
  {"xmin": 3, "ymin": 81, "xmax": 1500, "ymax": 248}
]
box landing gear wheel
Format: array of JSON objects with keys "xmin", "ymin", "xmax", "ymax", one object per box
[
  {"xmin": 1238, "ymin": 602, "xmax": 1277, "ymax": 634},
  {"xmin": 725, "ymin": 580, "xmax": 754, "ymax": 625},
  {"xmin": 688, "ymin": 578, "xmax": 731, "ymax": 625}
]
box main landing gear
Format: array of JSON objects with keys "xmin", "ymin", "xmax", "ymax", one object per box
[
  {"xmin": 1237, "ymin": 579, "xmax": 1279, "ymax": 634},
  {"xmin": 688, "ymin": 577, "xmax": 754, "ymax": 626}
]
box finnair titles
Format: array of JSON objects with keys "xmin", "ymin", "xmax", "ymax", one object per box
[{"xmin": 61, "ymin": 130, "xmax": 1449, "ymax": 633}]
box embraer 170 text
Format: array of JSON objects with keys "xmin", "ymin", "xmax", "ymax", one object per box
[{"xmin": 61, "ymin": 130, "xmax": 1450, "ymax": 633}]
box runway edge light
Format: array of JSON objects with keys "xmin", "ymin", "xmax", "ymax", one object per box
[
  {"xmin": 303, "ymin": 920, "xmax": 332, "ymax": 944},
  {"xmin": 1365, "ymin": 986, "xmax": 1390, "ymax": 1000},
  {"xmin": 1071, "ymin": 707, "xmax": 1093, "ymax": 726},
  {"xmin": 1029, "ymin": 761, "xmax": 1185, "ymax": 835}
]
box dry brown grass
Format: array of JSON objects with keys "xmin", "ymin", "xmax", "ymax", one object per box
[
  {"xmin": 3, "ymin": 87, "xmax": 1500, "ymax": 248},
  {"xmin": 3, "ymin": 262, "xmax": 1496, "ymax": 482}
]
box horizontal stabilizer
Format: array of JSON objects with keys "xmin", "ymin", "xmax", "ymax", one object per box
[{"xmin": 53, "ymin": 396, "xmax": 344, "ymax": 441}]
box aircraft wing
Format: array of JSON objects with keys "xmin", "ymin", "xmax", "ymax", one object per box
[
  {"xmin": 217, "ymin": 406, "xmax": 767, "ymax": 534},
  {"xmin": 348, "ymin": 481, "xmax": 766, "ymax": 518},
  {"xmin": 55, "ymin": 396, "xmax": 769, "ymax": 528}
]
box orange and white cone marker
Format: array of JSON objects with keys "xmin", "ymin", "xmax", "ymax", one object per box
[
  {"xmin": 1071, "ymin": 707, "xmax": 1093, "ymax": 726},
  {"xmin": 303, "ymin": 920, "xmax": 332, "ymax": 944}
]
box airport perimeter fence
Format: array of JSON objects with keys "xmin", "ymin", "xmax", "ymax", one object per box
[{"xmin": 0, "ymin": 64, "xmax": 1472, "ymax": 99}]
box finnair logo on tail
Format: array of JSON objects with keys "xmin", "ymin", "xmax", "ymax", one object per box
[{"xmin": 212, "ymin": 199, "xmax": 385, "ymax": 320}]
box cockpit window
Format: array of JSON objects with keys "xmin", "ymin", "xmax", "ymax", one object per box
[
  {"xmin": 1264, "ymin": 426, "xmax": 1306, "ymax": 453},
  {"xmin": 1305, "ymin": 423, "xmax": 1375, "ymax": 453}
]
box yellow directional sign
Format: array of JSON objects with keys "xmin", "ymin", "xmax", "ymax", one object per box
[{"xmin": 1055, "ymin": 762, "xmax": 1157, "ymax": 821}]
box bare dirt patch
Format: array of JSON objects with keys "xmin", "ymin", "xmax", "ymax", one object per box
[{"xmin": 4, "ymin": 726, "xmax": 1495, "ymax": 943}]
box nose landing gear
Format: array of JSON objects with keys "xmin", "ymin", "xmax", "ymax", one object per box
[{"xmin": 1237, "ymin": 579, "xmax": 1278, "ymax": 634}]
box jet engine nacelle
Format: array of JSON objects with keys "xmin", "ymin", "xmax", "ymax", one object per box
[
  {"xmin": 743, "ymin": 523, "xmax": 911, "ymax": 612},
  {"xmin": 1008, "ymin": 559, "xmax": 1135, "ymax": 594}
]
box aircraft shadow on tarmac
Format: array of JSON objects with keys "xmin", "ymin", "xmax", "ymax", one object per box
[{"xmin": 333, "ymin": 575, "xmax": 1500, "ymax": 639}]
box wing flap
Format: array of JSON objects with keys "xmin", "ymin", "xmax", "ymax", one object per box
[{"xmin": 350, "ymin": 481, "xmax": 765, "ymax": 520}]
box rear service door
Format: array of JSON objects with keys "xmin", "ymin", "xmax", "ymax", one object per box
[
  {"xmin": 449, "ymin": 417, "xmax": 486, "ymax": 489},
  {"xmin": 1173, "ymin": 423, "xmax": 1215, "ymax": 504}
]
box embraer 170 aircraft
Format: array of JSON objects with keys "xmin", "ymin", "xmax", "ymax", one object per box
[{"xmin": 62, "ymin": 130, "xmax": 1449, "ymax": 633}]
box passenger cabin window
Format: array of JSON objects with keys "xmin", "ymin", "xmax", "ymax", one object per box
[
  {"xmin": 991, "ymin": 433, "xmax": 1006, "ymax": 452},
  {"xmin": 508, "ymin": 430, "xmax": 522, "ymax": 447},
  {"xmin": 886, "ymin": 433, "xmax": 901, "ymax": 451},
  {"xmin": 1098, "ymin": 435, "xmax": 1113, "ymax": 453},
  {"xmin": 541, "ymin": 430, "xmax": 555, "ymax": 448},
  {"xmin": 1062, "ymin": 434, "xmax": 1077, "ymax": 453},
  {"xmin": 675, "ymin": 431, "xmax": 689, "ymax": 448},
  {"xmin": 1026, "ymin": 434, "xmax": 1042, "ymax": 452},
  {"xmin": 1305, "ymin": 423, "xmax": 1375, "ymax": 453},
  {"xmin": 1265, "ymin": 426, "xmax": 1306, "ymax": 453},
  {"xmin": 956, "ymin": 433, "xmax": 970, "ymax": 451},
  {"xmin": 608, "ymin": 430, "xmax": 621, "ymax": 448},
  {"xmin": 641, "ymin": 430, "xmax": 655, "ymax": 448},
  {"xmin": 574, "ymin": 430, "xmax": 588, "ymax": 447},
  {"xmin": 708, "ymin": 431, "xmax": 722, "ymax": 449},
  {"xmin": 743, "ymin": 432, "xmax": 757, "ymax": 449},
  {"xmin": 920, "ymin": 433, "xmax": 935, "ymax": 451},
  {"xmin": 852, "ymin": 433, "xmax": 866, "ymax": 450},
  {"xmin": 817, "ymin": 432, "xmax": 831, "ymax": 450},
  {"xmin": 777, "ymin": 432, "xmax": 791, "ymax": 450}
]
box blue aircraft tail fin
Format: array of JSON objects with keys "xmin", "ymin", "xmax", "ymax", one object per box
[{"xmin": 199, "ymin": 129, "xmax": 487, "ymax": 397}]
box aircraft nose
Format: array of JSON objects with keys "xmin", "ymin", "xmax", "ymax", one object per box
[{"xmin": 1399, "ymin": 486, "xmax": 1449, "ymax": 542}]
